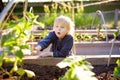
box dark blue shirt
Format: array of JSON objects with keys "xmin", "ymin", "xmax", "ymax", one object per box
[{"xmin": 37, "ymin": 31, "xmax": 73, "ymax": 57}]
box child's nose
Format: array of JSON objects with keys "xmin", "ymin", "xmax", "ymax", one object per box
[{"xmin": 58, "ymin": 27, "xmax": 61, "ymax": 31}]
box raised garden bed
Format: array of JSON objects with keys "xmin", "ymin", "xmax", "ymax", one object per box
[
  {"xmin": 28, "ymin": 29, "xmax": 120, "ymax": 55},
  {"xmin": 7, "ymin": 55, "xmax": 120, "ymax": 80},
  {"xmin": 2, "ymin": 29, "xmax": 120, "ymax": 80},
  {"xmin": 22, "ymin": 30, "xmax": 120, "ymax": 79},
  {"xmin": 19, "ymin": 63, "xmax": 118, "ymax": 80},
  {"xmin": 1, "ymin": 54, "xmax": 120, "ymax": 80},
  {"xmin": 22, "ymin": 55, "xmax": 120, "ymax": 80}
]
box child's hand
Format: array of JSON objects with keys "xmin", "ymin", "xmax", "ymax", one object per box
[
  {"xmin": 32, "ymin": 45, "xmax": 42, "ymax": 55},
  {"xmin": 32, "ymin": 50, "xmax": 38, "ymax": 55},
  {"xmin": 35, "ymin": 45, "xmax": 42, "ymax": 51}
]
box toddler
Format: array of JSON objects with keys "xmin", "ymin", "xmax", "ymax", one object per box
[{"xmin": 35, "ymin": 15, "xmax": 74, "ymax": 57}]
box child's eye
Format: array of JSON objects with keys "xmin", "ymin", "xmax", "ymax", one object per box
[{"xmin": 61, "ymin": 26, "xmax": 64, "ymax": 28}]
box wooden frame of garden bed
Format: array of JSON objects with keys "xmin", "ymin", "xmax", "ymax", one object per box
[
  {"xmin": 23, "ymin": 55, "xmax": 120, "ymax": 66},
  {"xmin": 75, "ymin": 41, "xmax": 120, "ymax": 55},
  {"xmin": 28, "ymin": 41, "xmax": 120, "ymax": 55}
]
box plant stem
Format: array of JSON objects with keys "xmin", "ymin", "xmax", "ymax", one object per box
[{"xmin": 0, "ymin": 67, "xmax": 10, "ymax": 77}]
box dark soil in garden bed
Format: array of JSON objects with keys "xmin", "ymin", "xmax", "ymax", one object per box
[
  {"xmin": 1, "ymin": 63, "xmax": 120, "ymax": 80},
  {"xmin": 21, "ymin": 64, "xmax": 120, "ymax": 80},
  {"xmin": 93, "ymin": 64, "xmax": 120, "ymax": 80}
]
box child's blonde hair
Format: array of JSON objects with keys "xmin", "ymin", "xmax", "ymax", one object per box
[{"xmin": 53, "ymin": 15, "xmax": 74, "ymax": 36}]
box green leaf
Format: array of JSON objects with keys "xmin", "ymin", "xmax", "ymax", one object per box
[
  {"xmin": 4, "ymin": 40, "xmax": 16, "ymax": 46},
  {"xmin": 24, "ymin": 69, "xmax": 35, "ymax": 78},
  {"xmin": 20, "ymin": 44, "xmax": 30, "ymax": 49},
  {"xmin": 113, "ymin": 30, "xmax": 120, "ymax": 38},
  {"xmin": 13, "ymin": 65, "xmax": 18, "ymax": 71},
  {"xmin": 16, "ymin": 68, "xmax": 25, "ymax": 76},
  {"xmin": 57, "ymin": 56, "xmax": 97, "ymax": 80},
  {"xmin": 1, "ymin": 32, "xmax": 15, "ymax": 46},
  {"xmin": 4, "ymin": 57, "xmax": 16, "ymax": 63},
  {"xmin": 8, "ymin": 18, "xmax": 24, "ymax": 28},
  {"xmin": 57, "ymin": 56, "xmax": 86, "ymax": 68},
  {"xmin": 14, "ymin": 50, "xmax": 23, "ymax": 59},
  {"xmin": 74, "ymin": 66, "xmax": 96, "ymax": 80},
  {"xmin": 113, "ymin": 67, "xmax": 120, "ymax": 78},
  {"xmin": 116, "ymin": 59, "xmax": 120, "ymax": 66},
  {"xmin": 34, "ymin": 21, "xmax": 45, "ymax": 28}
]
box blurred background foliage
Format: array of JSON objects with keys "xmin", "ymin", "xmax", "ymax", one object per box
[{"xmin": 1, "ymin": 0, "xmax": 120, "ymax": 30}]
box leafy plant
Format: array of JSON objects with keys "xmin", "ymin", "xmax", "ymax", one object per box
[
  {"xmin": 31, "ymin": 30, "xmax": 49, "ymax": 42},
  {"xmin": 57, "ymin": 56, "xmax": 97, "ymax": 80},
  {"xmin": 0, "ymin": 12, "xmax": 43, "ymax": 79},
  {"xmin": 74, "ymin": 32, "xmax": 105, "ymax": 42},
  {"xmin": 113, "ymin": 29, "xmax": 120, "ymax": 78},
  {"xmin": 113, "ymin": 59, "xmax": 120, "ymax": 78}
]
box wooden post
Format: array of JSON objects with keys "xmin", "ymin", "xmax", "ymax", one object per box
[
  {"xmin": 0, "ymin": 0, "xmax": 4, "ymax": 12},
  {"xmin": 71, "ymin": 0, "xmax": 76, "ymax": 55},
  {"xmin": 114, "ymin": 9, "xmax": 119, "ymax": 29},
  {"xmin": 71, "ymin": 0, "xmax": 74, "ymax": 22}
]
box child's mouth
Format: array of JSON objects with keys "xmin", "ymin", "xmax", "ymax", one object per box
[{"xmin": 57, "ymin": 32, "xmax": 60, "ymax": 35}]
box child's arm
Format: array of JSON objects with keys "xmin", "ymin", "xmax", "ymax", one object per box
[{"xmin": 33, "ymin": 32, "xmax": 56, "ymax": 55}]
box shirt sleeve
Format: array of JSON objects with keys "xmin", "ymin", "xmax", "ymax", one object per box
[
  {"xmin": 53, "ymin": 36, "xmax": 73, "ymax": 57},
  {"xmin": 37, "ymin": 32, "xmax": 54, "ymax": 50}
]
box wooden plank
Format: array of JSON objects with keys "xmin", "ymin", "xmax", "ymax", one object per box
[{"xmin": 23, "ymin": 55, "xmax": 120, "ymax": 66}]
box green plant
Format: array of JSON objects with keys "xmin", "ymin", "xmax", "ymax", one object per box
[
  {"xmin": 0, "ymin": 12, "xmax": 43, "ymax": 79},
  {"xmin": 74, "ymin": 32, "xmax": 105, "ymax": 42},
  {"xmin": 113, "ymin": 30, "xmax": 120, "ymax": 78},
  {"xmin": 40, "ymin": 1, "xmax": 94, "ymax": 28},
  {"xmin": 31, "ymin": 30, "xmax": 49, "ymax": 42},
  {"xmin": 113, "ymin": 59, "xmax": 120, "ymax": 78},
  {"xmin": 57, "ymin": 56, "xmax": 97, "ymax": 80}
]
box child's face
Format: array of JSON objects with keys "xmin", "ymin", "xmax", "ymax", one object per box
[{"xmin": 53, "ymin": 24, "xmax": 68, "ymax": 39}]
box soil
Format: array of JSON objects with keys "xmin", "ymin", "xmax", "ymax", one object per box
[
  {"xmin": 1, "ymin": 63, "xmax": 120, "ymax": 80},
  {"xmin": 21, "ymin": 64, "xmax": 120, "ymax": 80},
  {"xmin": 93, "ymin": 64, "xmax": 120, "ymax": 80}
]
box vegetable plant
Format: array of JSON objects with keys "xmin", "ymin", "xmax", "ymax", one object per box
[
  {"xmin": 113, "ymin": 59, "xmax": 120, "ymax": 78},
  {"xmin": 113, "ymin": 29, "xmax": 120, "ymax": 78},
  {"xmin": 0, "ymin": 11, "xmax": 43, "ymax": 79},
  {"xmin": 57, "ymin": 56, "xmax": 97, "ymax": 80}
]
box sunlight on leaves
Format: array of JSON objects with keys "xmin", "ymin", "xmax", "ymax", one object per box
[
  {"xmin": 4, "ymin": 57, "xmax": 16, "ymax": 63},
  {"xmin": 22, "ymin": 49, "xmax": 31, "ymax": 55},
  {"xmin": 75, "ymin": 66, "xmax": 96, "ymax": 80},
  {"xmin": 57, "ymin": 56, "xmax": 86, "ymax": 68},
  {"xmin": 116, "ymin": 59, "xmax": 120, "ymax": 66},
  {"xmin": 13, "ymin": 64, "xmax": 18, "ymax": 71},
  {"xmin": 25, "ymin": 69, "xmax": 35, "ymax": 78}
]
